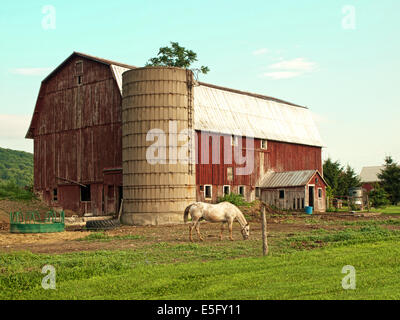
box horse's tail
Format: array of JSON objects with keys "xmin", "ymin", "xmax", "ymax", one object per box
[{"xmin": 184, "ymin": 203, "xmax": 194, "ymax": 223}]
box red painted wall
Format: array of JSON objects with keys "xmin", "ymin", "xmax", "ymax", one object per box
[
  {"xmin": 362, "ymin": 183, "xmax": 376, "ymax": 193},
  {"xmin": 195, "ymin": 131, "xmax": 323, "ymax": 202},
  {"xmin": 31, "ymin": 56, "xmax": 122, "ymax": 215}
]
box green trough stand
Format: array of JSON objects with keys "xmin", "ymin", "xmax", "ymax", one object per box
[{"xmin": 9, "ymin": 211, "xmax": 65, "ymax": 234}]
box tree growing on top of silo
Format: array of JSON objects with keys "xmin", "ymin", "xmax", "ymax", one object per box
[{"xmin": 146, "ymin": 42, "xmax": 210, "ymax": 74}]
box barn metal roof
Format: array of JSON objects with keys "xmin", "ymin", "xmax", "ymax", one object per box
[
  {"xmin": 193, "ymin": 84, "xmax": 324, "ymax": 147},
  {"xmin": 360, "ymin": 166, "xmax": 384, "ymax": 183},
  {"xmin": 111, "ymin": 68, "xmax": 323, "ymax": 147},
  {"xmin": 111, "ymin": 65, "xmax": 131, "ymax": 93},
  {"xmin": 259, "ymin": 170, "xmax": 325, "ymax": 188}
]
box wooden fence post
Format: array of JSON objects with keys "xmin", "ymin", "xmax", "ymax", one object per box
[{"xmin": 261, "ymin": 205, "xmax": 269, "ymax": 256}]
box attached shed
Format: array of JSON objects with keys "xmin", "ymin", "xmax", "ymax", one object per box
[{"xmin": 259, "ymin": 170, "xmax": 327, "ymax": 212}]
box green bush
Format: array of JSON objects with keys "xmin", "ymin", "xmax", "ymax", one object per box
[
  {"xmin": 0, "ymin": 147, "xmax": 33, "ymax": 187},
  {"xmin": 217, "ymin": 193, "xmax": 251, "ymax": 207},
  {"xmin": 0, "ymin": 181, "xmax": 36, "ymax": 201},
  {"xmin": 369, "ymin": 184, "xmax": 390, "ymax": 208}
]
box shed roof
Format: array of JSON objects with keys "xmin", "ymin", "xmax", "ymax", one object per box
[
  {"xmin": 259, "ymin": 170, "xmax": 326, "ymax": 188},
  {"xmin": 360, "ymin": 166, "xmax": 384, "ymax": 183}
]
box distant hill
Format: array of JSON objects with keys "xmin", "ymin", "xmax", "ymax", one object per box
[{"xmin": 0, "ymin": 147, "xmax": 33, "ymax": 187}]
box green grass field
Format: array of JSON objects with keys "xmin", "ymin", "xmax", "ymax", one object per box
[
  {"xmin": 379, "ymin": 205, "xmax": 400, "ymax": 215},
  {"xmin": 1, "ymin": 225, "xmax": 400, "ymax": 300}
]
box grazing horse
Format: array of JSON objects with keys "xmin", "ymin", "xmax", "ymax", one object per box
[{"xmin": 183, "ymin": 202, "xmax": 250, "ymax": 242}]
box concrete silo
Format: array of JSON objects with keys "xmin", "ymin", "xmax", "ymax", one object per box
[{"xmin": 121, "ymin": 67, "xmax": 196, "ymax": 225}]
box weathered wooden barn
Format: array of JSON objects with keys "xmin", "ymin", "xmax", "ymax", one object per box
[
  {"xmin": 25, "ymin": 52, "xmax": 130, "ymax": 216},
  {"xmin": 26, "ymin": 52, "xmax": 326, "ymax": 223}
]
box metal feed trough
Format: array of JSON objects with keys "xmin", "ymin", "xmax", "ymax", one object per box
[{"xmin": 9, "ymin": 211, "xmax": 65, "ymax": 233}]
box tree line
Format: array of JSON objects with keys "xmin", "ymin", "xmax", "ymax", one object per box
[
  {"xmin": 372, "ymin": 156, "xmax": 400, "ymax": 206},
  {"xmin": 323, "ymin": 156, "xmax": 400, "ymax": 207},
  {"xmin": 0, "ymin": 147, "xmax": 33, "ymax": 187}
]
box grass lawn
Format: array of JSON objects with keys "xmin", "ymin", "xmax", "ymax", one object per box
[
  {"xmin": 379, "ymin": 206, "xmax": 400, "ymax": 215},
  {"xmin": 2, "ymin": 226, "xmax": 400, "ymax": 300}
]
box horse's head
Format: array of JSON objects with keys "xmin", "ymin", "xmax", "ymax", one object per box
[{"xmin": 241, "ymin": 223, "xmax": 250, "ymax": 240}]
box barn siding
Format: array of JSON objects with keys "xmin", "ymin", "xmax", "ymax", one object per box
[
  {"xmin": 305, "ymin": 172, "xmax": 327, "ymax": 211},
  {"xmin": 32, "ymin": 56, "xmax": 122, "ymax": 216},
  {"xmin": 261, "ymin": 172, "xmax": 326, "ymax": 212},
  {"xmin": 261, "ymin": 187, "xmax": 305, "ymax": 210},
  {"xmin": 195, "ymin": 131, "xmax": 323, "ymax": 202}
]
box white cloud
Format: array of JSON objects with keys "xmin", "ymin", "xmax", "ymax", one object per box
[
  {"xmin": 12, "ymin": 67, "xmax": 52, "ymax": 76},
  {"xmin": 269, "ymin": 58, "xmax": 317, "ymax": 71},
  {"xmin": 261, "ymin": 71, "xmax": 302, "ymax": 80},
  {"xmin": 252, "ymin": 48, "xmax": 269, "ymax": 56},
  {"xmin": 261, "ymin": 58, "xmax": 318, "ymax": 80}
]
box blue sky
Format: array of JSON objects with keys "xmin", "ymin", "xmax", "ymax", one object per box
[{"xmin": 0, "ymin": 0, "xmax": 399, "ymax": 172}]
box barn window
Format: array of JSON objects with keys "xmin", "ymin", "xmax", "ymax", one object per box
[
  {"xmin": 75, "ymin": 61, "xmax": 83, "ymax": 75},
  {"xmin": 77, "ymin": 75, "xmax": 83, "ymax": 86},
  {"xmin": 318, "ymin": 188, "xmax": 323, "ymax": 198},
  {"xmin": 261, "ymin": 139, "xmax": 268, "ymax": 150},
  {"xmin": 80, "ymin": 185, "xmax": 91, "ymax": 202},
  {"xmin": 231, "ymin": 135, "xmax": 239, "ymax": 147},
  {"xmin": 53, "ymin": 188, "xmax": 58, "ymax": 201},
  {"xmin": 227, "ymin": 167, "xmax": 234, "ymax": 182},
  {"xmin": 255, "ymin": 187, "xmax": 260, "ymax": 198},
  {"xmin": 223, "ymin": 185, "xmax": 230, "ymax": 195},
  {"xmin": 239, "ymin": 186, "xmax": 245, "ymax": 196},
  {"xmin": 279, "ymin": 190, "xmax": 285, "ymax": 199},
  {"xmin": 204, "ymin": 185, "xmax": 212, "ymax": 199},
  {"xmin": 199, "ymin": 185, "xmax": 204, "ymax": 191}
]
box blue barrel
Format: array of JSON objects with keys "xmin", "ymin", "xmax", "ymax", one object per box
[{"xmin": 305, "ymin": 206, "xmax": 313, "ymax": 215}]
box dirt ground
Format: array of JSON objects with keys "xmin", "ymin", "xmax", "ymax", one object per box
[
  {"xmin": 1, "ymin": 197, "xmax": 398, "ymax": 254},
  {"xmin": 0, "ymin": 222, "xmax": 328, "ymax": 254}
]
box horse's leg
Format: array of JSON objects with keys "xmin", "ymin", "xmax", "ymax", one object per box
[
  {"xmin": 220, "ymin": 222, "xmax": 226, "ymax": 240},
  {"xmin": 189, "ymin": 221, "xmax": 195, "ymax": 242},
  {"xmin": 228, "ymin": 220, "xmax": 234, "ymax": 241},
  {"xmin": 195, "ymin": 220, "xmax": 204, "ymax": 241}
]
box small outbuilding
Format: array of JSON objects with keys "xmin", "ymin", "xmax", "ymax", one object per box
[
  {"xmin": 359, "ymin": 166, "xmax": 384, "ymax": 193},
  {"xmin": 259, "ymin": 170, "xmax": 327, "ymax": 212}
]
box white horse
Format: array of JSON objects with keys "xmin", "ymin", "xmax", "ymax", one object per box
[{"xmin": 184, "ymin": 202, "xmax": 250, "ymax": 242}]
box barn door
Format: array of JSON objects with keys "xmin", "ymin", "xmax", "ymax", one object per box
[
  {"xmin": 308, "ymin": 186, "xmax": 315, "ymax": 208},
  {"xmin": 117, "ymin": 186, "xmax": 123, "ymax": 216}
]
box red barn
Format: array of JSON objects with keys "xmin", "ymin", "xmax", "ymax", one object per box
[
  {"xmin": 25, "ymin": 52, "xmax": 133, "ymax": 216},
  {"xmin": 360, "ymin": 166, "xmax": 384, "ymax": 193},
  {"xmin": 26, "ymin": 52, "xmax": 326, "ymax": 220}
]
